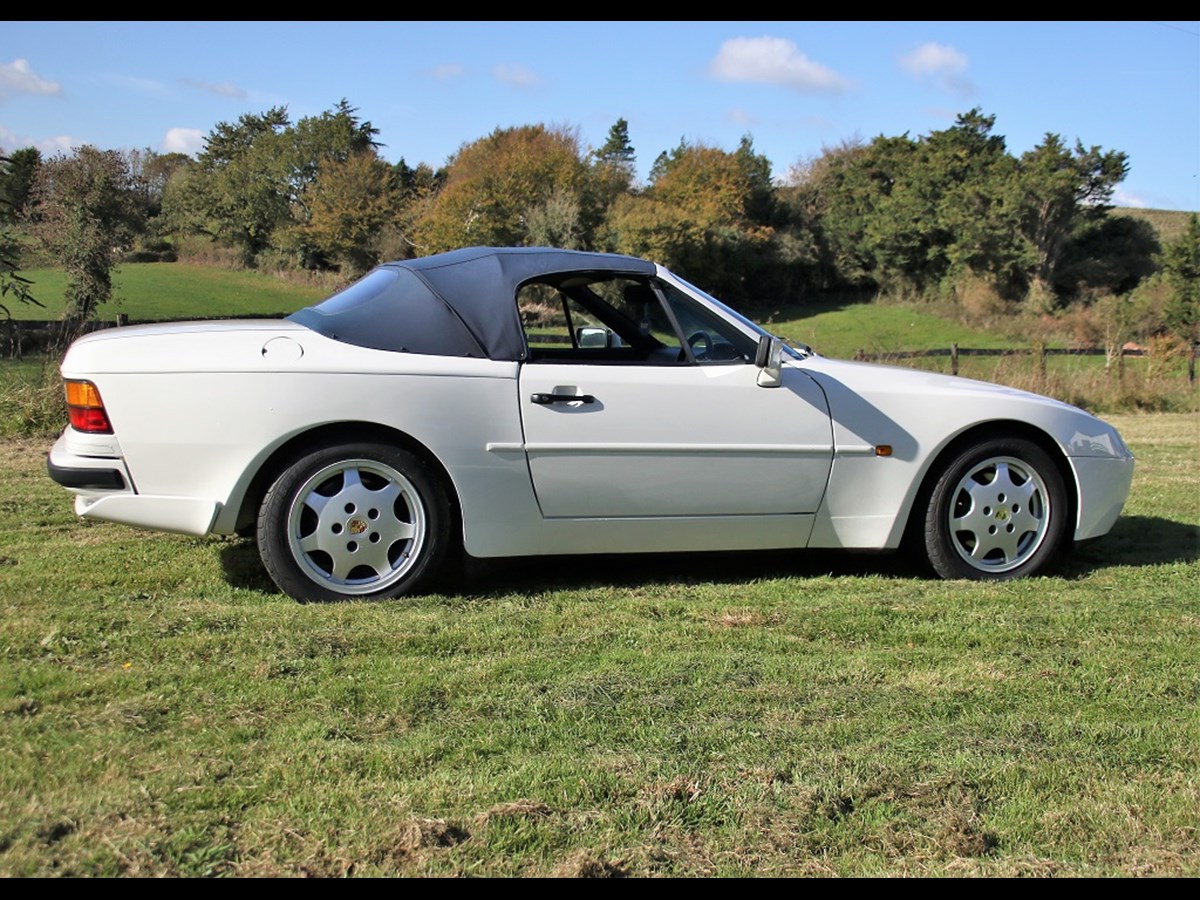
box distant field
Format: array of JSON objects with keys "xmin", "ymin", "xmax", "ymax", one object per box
[
  {"xmin": 763, "ymin": 301, "xmax": 1013, "ymax": 359},
  {"xmin": 7, "ymin": 263, "xmax": 331, "ymax": 322},
  {"xmin": 8, "ymin": 261, "xmax": 1014, "ymax": 360},
  {"xmin": 1114, "ymin": 207, "xmax": 1195, "ymax": 245}
]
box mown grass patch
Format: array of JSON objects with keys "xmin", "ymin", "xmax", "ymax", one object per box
[{"xmin": 0, "ymin": 415, "xmax": 1196, "ymax": 876}]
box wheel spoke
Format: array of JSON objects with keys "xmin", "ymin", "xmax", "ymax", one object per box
[
  {"xmin": 303, "ymin": 491, "xmax": 330, "ymax": 517},
  {"xmin": 298, "ymin": 532, "xmax": 323, "ymax": 554}
]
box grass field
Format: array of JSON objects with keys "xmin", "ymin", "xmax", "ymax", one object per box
[
  {"xmin": 0, "ymin": 414, "xmax": 1197, "ymax": 876},
  {"xmin": 6, "ymin": 263, "xmax": 330, "ymax": 322}
]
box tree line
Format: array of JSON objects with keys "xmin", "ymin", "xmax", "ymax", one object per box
[{"xmin": 1, "ymin": 101, "xmax": 1196, "ymax": 345}]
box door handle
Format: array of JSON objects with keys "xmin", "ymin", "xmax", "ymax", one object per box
[{"xmin": 531, "ymin": 392, "xmax": 596, "ymax": 405}]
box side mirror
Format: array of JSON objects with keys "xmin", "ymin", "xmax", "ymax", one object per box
[
  {"xmin": 577, "ymin": 326, "xmax": 611, "ymax": 349},
  {"xmin": 755, "ymin": 335, "xmax": 783, "ymax": 388}
]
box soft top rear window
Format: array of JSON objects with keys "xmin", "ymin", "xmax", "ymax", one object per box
[
  {"xmin": 312, "ymin": 267, "xmax": 399, "ymax": 314},
  {"xmin": 288, "ymin": 266, "xmax": 484, "ymax": 357}
]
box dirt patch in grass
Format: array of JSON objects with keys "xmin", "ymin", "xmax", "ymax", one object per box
[{"xmin": 549, "ymin": 849, "xmax": 628, "ymax": 877}]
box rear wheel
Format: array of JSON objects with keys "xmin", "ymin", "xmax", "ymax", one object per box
[
  {"xmin": 924, "ymin": 437, "xmax": 1067, "ymax": 580},
  {"xmin": 257, "ymin": 443, "xmax": 451, "ymax": 602}
]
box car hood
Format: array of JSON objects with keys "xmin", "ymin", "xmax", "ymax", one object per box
[{"xmin": 796, "ymin": 355, "xmax": 1130, "ymax": 460}]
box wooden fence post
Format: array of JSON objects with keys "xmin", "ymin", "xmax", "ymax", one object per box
[
  {"xmin": 1190, "ymin": 343, "xmax": 1196, "ymax": 385},
  {"xmin": 951, "ymin": 342, "xmax": 958, "ymax": 377}
]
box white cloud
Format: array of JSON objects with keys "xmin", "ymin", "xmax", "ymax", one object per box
[
  {"xmin": 900, "ymin": 43, "xmax": 975, "ymax": 98},
  {"xmin": 0, "ymin": 124, "xmax": 74, "ymax": 155},
  {"xmin": 182, "ymin": 78, "xmax": 247, "ymax": 99},
  {"xmin": 1108, "ymin": 186, "xmax": 1185, "ymax": 211},
  {"xmin": 491, "ymin": 63, "xmax": 541, "ymax": 89},
  {"xmin": 901, "ymin": 43, "xmax": 967, "ymax": 77},
  {"xmin": 428, "ymin": 63, "xmax": 467, "ymax": 80},
  {"xmin": 163, "ymin": 127, "xmax": 205, "ymax": 156},
  {"xmin": 708, "ymin": 37, "xmax": 850, "ymax": 94},
  {"xmin": 0, "ymin": 58, "xmax": 61, "ymax": 100},
  {"xmin": 727, "ymin": 107, "xmax": 758, "ymax": 126},
  {"xmin": 1112, "ymin": 190, "xmax": 1147, "ymax": 208},
  {"xmin": 105, "ymin": 73, "xmax": 168, "ymax": 94}
]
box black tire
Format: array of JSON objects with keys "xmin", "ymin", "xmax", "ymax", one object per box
[
  {"xmin": 924, "ymin": 437, "xmax": 1067, "ymax": 581},
  {"xmin": 256, "ymin": 442, "xmax": 451, "ymax": 602}
]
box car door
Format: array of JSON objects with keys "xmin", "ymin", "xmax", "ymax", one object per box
[
  {"xmin": 516, "ymin": 276, "xmax": 834, "ymax": 519},
  {"xmin": 519, "ymin": 362, "xmax": 833, "ymax": 518}
]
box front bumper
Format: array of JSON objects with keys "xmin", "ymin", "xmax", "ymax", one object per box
[{"xmin": 1070, "ymin": 453, "xmax": 1136, "ymax": 541}]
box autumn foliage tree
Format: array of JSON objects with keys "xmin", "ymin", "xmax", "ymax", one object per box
[
  {"xmin": 606, "ymin": 136, "xmax": 780, "ymax": 302},
  {"xmin": 291, "ymin": 151, "xmax": 399, "ymax": 277},
  {"xmin": 411, "ymin": 125, "xmax": 593, "ymax": 253}
]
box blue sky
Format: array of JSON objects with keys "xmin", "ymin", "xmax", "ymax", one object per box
[{"xmin": 3, "ymin": 20, "xmax": 1198, "ymax": 211}]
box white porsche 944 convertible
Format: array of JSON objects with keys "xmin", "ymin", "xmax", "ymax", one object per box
[{"xmin": 48, "ymin": 247, "xmax": 1135, "ymax": 601}]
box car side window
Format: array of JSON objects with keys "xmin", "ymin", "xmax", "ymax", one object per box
[
  {"xmin": 516, "ymin": 275, "xmax": 755, "ymax": 365},
  {"xmin": 517, "ymin": 276, "xmax": 680, "ymax": 364}
]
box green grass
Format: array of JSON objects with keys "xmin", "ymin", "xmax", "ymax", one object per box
[
  {"xmin": 7, "ymin": 263, "xmax": 330, "ymax": 321},
  {"xmin": 1, "ymin": 414, "xmax": 1197, "ymax": 876},
  {"xmin": 761, "ymin": 299, "xmax": 1014, "ymax": 360}
]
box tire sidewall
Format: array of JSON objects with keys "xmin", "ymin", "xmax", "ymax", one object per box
[
  {"xmin": 257, "ymin": 442, "xmax": 451, "ymax": 602},
  {"xmin": 924, "ymin": 437, "xmax": 1068, "ymax": 581}
]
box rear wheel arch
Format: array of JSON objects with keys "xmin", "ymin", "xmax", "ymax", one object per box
[{"xmin": 234, "ymin": 422, "xmax": 462, "ymax": 542}]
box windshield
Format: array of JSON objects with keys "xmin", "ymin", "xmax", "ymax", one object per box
[{"xmin": 663, "ymin": 272, "xmax": 812, "ymax": 358}]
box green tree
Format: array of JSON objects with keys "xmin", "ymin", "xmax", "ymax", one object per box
[
  {"xmin": 791, "ymin": 111, "xmax": 1133, "ymax": 308},
  {"xmin": 0, "ymin": 153, "xmax": 37, "ymax": 315},
  {"xmin": 122, "ymin": 147, "xmax": 193, "ymax": 221},
  {"xmin": 165, "ymin": 101, "xmax": 382, "ymax": 267},
  {"xmin": 25, "ymin": 146, "xmax": 142, "ymax": 326},
  {"xmin": 0, "ymin": 146, "xmax": 41, "ymax": 224},
  {"xmin": 1162, "ymin": 213, "xmax": 1200, "ymax": 342},
  {"xmin": 594, "ymin": 118, "xmax": 636, "ymax": 172},
  {"xmin": 589, "ymin": 118, "xmax": 638, "ymax": 220},
  {"xmin": 0, "ymin": 228, "xmax": 35, "ymax": 316},
  {"xmin": 790, "ymin": 135, "xmax": 914, "ymax": 291},
  {"xmin": 1013, "ymin": 134, "xmax": 1129, "ymax": 308},
  {"xmin": 171, "ymin": 106, "xmax": 292, "ymax": 264},
  {"xmin": 393, "ymin": 157, "xmax": 446, "ymax": 201}
]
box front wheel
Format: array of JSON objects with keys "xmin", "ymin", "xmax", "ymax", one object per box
[
  {"xmin": 257, "ymin": 443, "xmax": 451, "ymax": 602},
  {"xmin": 924, "ymin": 437, "xmax": 1068, "ymax": 580}
]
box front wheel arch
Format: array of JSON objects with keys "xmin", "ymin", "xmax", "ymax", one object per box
[{"xmin": 900, "ymin": 423, "xmax": 1077, "ymax": 576}]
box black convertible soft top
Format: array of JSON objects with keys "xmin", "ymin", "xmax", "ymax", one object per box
[{"xmin": 288, "ymin": 246, "xmax": 657, "ymax": 361}]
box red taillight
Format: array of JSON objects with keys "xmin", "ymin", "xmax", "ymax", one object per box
[{"xmin": 64, "ymin": 380, "xmax": 113, "ymax": 433}]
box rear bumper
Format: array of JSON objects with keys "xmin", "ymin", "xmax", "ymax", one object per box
[
  {"xmin": 47, "ymin": 430, "xmax": 219, "ymax": 536},
  {"xmin": 47, "ymin": 456, "xmax": 126, "ymax": 490}
]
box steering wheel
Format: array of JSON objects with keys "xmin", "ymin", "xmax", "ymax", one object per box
[{"xmin": 687, "ymin": 331, "xmax": 713, "ymax": 359}]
